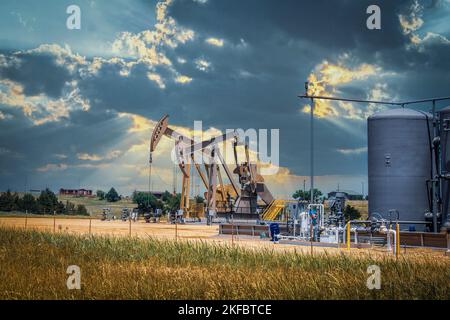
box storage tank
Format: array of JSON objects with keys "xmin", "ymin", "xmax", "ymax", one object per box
[
  {"xmin": 368, "ymin": 108, "xmax": 432, "ymax": 228},
  {"xmin": 439, "ymin": 106, "xmax": 450, "ymax": 229}
]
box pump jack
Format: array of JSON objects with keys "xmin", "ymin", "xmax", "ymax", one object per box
[{"xmin": 150, "ymin": 115, "xmax": 274, "ymax": 224}]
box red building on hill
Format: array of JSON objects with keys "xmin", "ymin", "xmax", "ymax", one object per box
[{"xmin": 59, "ymin": 188, "xmax": 93, "ymax": 197}]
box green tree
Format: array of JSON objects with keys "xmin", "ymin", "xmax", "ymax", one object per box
[
  {"xmin": 11, "ymin": 192, "xmax": 19, "ymax": 211},
  {"xmin": 194, "ymin": 195, "xmax": 204, "ymax": 204},
  {"xmin": 105, "ymin": 187, "xmax": 120, "ymax": 202},
  {"xmin": 56, "ymin": 201, "xmax": 65, "ymax": 214},
  {"xmin": 166, "ymin": 193, "xmax": 181, "ymax": 212},
  {"xmin": 344, "ymin": 205, "xmax": 361, "ymax": 221},
  {"xmin": 132, "ymin": 191, "xmax": 162, "ymax": 210},
  {"xmin": 96, "ymin": 190, "xmax": 105, "ymax": 200},
  {"xmin": 37, "ymin": 188, "xmax": 58, "ymax": 214},
  {"xmin": 76, "ymin": 204, "xmax": 89, "ymax": 216},
  {"xmin": 292, "ymin": 189, "xmax": 322, "ymax": 201},
  {"xmin": 161, "ymin": 190, "xmax": 173, "ymax": 202},
  {"xmin": 65, "ymin": 200, "xmax": 76, "ymax": 215},
  {"xmin": 0, "ymin": 190, "xmax": 16, "ymax": 212},
  {"xmin": 20, "ymin": 193, "xmax": 38, "ymax": 213}
]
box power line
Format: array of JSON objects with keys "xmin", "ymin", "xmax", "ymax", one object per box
[{"xmin": 298, "ymin": 94, "xmax": 450, "ymax": 106}]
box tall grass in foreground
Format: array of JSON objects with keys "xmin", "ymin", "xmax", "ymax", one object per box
[{"xmin": 0, "ymin": 226, "xmax": 448, "ymax": 300}]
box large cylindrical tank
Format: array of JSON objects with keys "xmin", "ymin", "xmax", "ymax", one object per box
[
  {"xmin": 439, "ymin": 106, "xmax": 450, "ymax": 228},
  {"xmin": 368, "ymin": 108, "xmax": 432, "ymax": 227}
]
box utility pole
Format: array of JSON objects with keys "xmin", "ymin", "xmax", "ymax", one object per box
[
  {"xmin": 361, "ymin": 181, "xmax": 365, "ymax": 199},
  {"xmin": 308, "ymin": 82, "xmax": 315, "ymax": 205},
  {"xmin": 303, "ymin": 179, "xmax": 306, "ymax": 198}
]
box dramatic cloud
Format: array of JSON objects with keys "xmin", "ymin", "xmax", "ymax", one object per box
[
  {"xmin": 205, "ymin": 37, "xmax": 224, "ymax": 47},
  {"xmin": 399, "ymin": 0, "xmax": 450, "ymax": 49},
  {"xmin": 1, "ymin": 0, "xmax": 449, "ymax": 197},
  {"xmin": 399, "ymin": 0, "xmax": 425, "ymax": 35},
  {"xmin": 301, "ymin": 58, "xmax": 380, "ymax": 120},
  {"xmin": 194, "ymin": 59, "xmax": 211, "ymax": 72}
]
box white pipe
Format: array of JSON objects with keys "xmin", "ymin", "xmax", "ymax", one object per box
[
  {"xmin": 298, "ymin": 211, "xmax": 308, "ymax": 238},
  {"xmin": 381, "ymin": 226, "xmax": 397, "ymax": 255}
]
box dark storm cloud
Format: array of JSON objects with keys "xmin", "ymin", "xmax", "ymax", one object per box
[
  {"xmin": 166, "ymin": 0, "xmax": 448, "ymax": 178},
  {"xmin": 76, "ymin": 53, "xmax": 367, "ymax": 176},
  {"xmin": 0, "ymin": 50, "xmax": 72, "ymax": 98},
  {"xmin": 1, "ymin": 0, "xmax": 449, "ymax": 193},
  {"xmin": 0, "ymin": 107, "xmax": 132, "ymax": 191},
  {"xmin": 170, "ymin": 0, "xmax": 410, "ymax": 51},
  {"xmin": 69, "ymin": 0, "xmax": 424, "ymax": 178},
  {"xmin": 78, "ymin": 62, "xmax": 165, "ymax": 116}
]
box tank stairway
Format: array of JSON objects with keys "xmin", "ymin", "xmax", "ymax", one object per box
[{"xmin": 261, "ymin": 199, "xmax": 295, "ymax": 221}]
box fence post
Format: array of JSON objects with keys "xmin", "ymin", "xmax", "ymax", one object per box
[
  {"xmin": 25, "ymin": 210, "xmax": 28, "ymax": 230},
  {"xmin": 89, "ymin": 218, "xmax": 92, "ymax": 235},
  {"xmin": 175, "ymin": 214, "xmax": 178, "ymax": 241},
  {"xmin": 129, "ymin": 217, "xmax": 131, "ymax": 237}
]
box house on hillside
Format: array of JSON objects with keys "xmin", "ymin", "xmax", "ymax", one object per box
[{"xmin": 59, "ymin": 188, "xmax": 93, "ymax": 197}]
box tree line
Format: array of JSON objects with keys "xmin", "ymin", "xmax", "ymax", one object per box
[
  {"xmin": 0, "ymin": 189, "xmax": 88, "ymax": 216},
  {"xmin": 96, "ymin": 188, "xmax": 120, "ymax": 202},
  {"xmin": 131, "ymin": 191, "xmax": 205, "ymax": 213},
  {"xmin": 132, "ymin": 190, "xmax": 180, "ymax": 212}
]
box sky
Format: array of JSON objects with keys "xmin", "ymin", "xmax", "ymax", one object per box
[{"xmin": 0, "ymin": 0, "xmax": 450, "ymax": 198}]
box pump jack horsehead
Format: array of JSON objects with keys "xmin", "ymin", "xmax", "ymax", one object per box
[{"xmin": 150, "ymin": 115, "xmax": 274, "ymax": 225}]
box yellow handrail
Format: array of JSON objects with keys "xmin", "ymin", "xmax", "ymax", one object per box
[
  {"xmin": 262, "ymin": 200, "xmax": 297, "ymax": 221},
  {"xmin": 396, "ymin": 223, "xmax": 400, "ymax": 258}
]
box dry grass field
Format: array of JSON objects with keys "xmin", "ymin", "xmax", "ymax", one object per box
[
  {"xmin": 0, "ymin": 201, "xmax": 446, "ymax": 300},
  {"xmin": 0, "ymin": 216, "xmax": 342, "ymax": 254},
  {"xmin": 0, "ymin": 225, "xmax": 448, "ymax": 300},
  {"xmin": 0, "ymin": 216, "xmax": 446, "ymax": 257}
]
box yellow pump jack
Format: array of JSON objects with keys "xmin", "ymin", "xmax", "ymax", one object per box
[{"xmin": 150, "ymin": 115, "xmax": 274, "ymax": 224}]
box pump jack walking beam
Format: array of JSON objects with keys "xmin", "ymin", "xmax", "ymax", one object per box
[
  {"xmin": 150, "ymin": 115, "xmax": 241, "ymax": 215},
  {"xmin": 151, "ymin": 115, "xmax": 207, "ymax": 214},
  {"xmin": 150, "ymin": 114, "xmax": 275, "ymax": 220}
]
